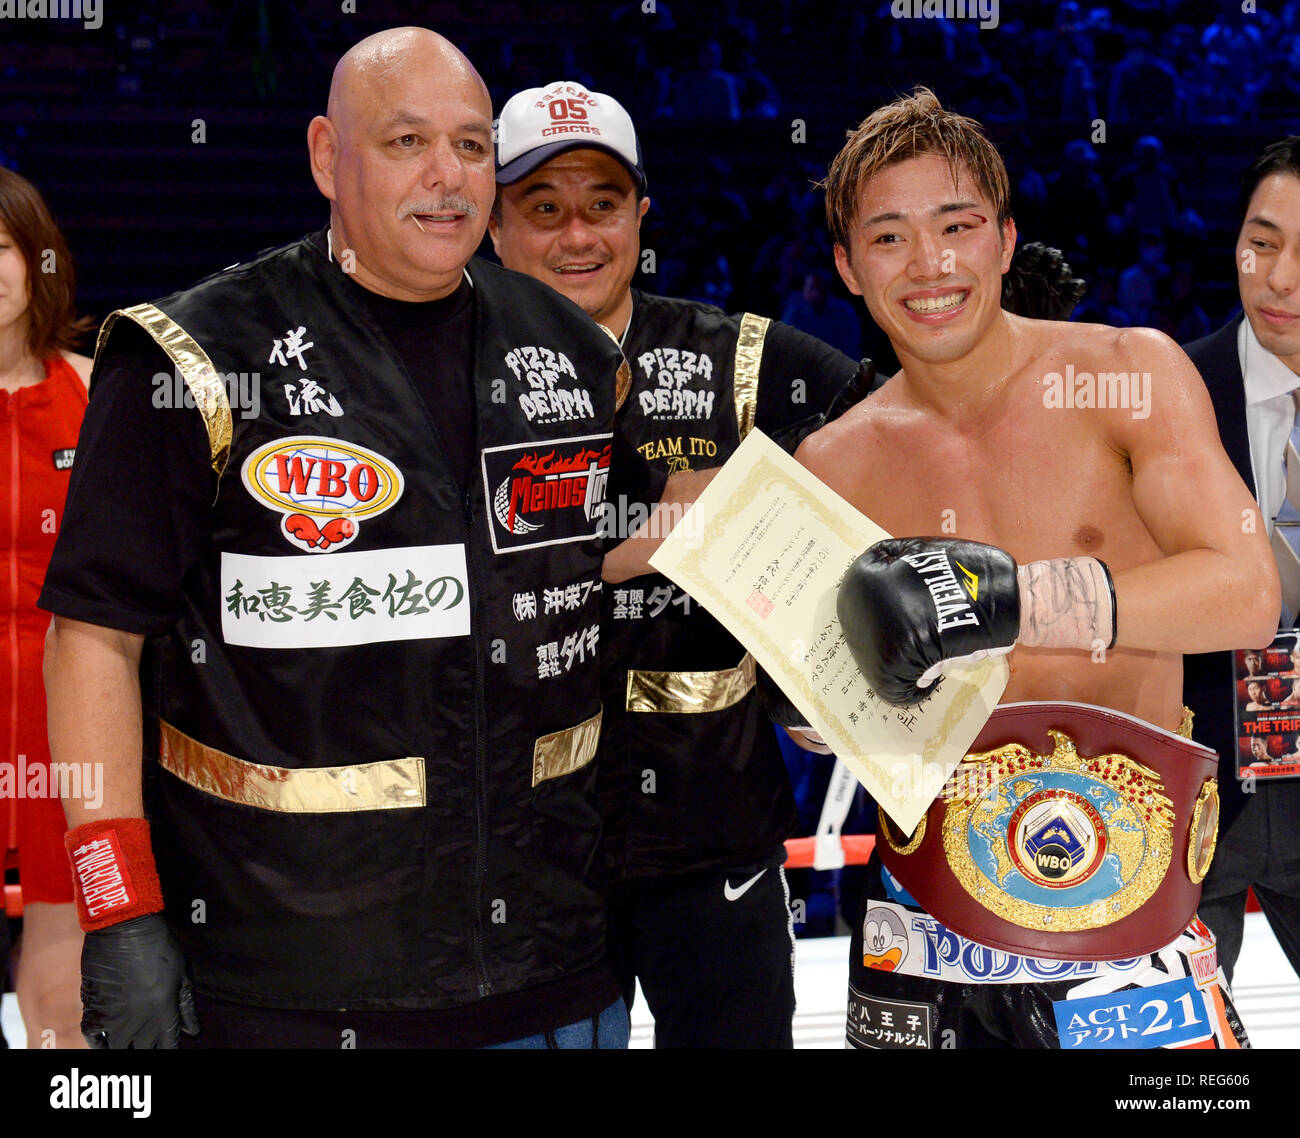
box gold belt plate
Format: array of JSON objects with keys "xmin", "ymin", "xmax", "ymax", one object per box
[{"xmin": 940, "ymin": 729, "xmax": 1174, "ymax": 932}]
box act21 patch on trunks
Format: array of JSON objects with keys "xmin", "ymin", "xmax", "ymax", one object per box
[
  {"xmin": 481, "ymin": 433, "xmax": 612, "ymax": 554},
  {"xmin": 1053, "ymin": 975, "xmax": 1211, "ymax": 1049}
]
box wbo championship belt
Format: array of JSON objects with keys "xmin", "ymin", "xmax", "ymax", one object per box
[{"xmin": 876, "ymin": 702, "xmax": 1220, "ymax": 961}]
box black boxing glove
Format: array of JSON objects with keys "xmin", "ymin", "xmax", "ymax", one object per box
[
  {"xmin": 81, "ymin": 913, "xmax": 199, "ymax": 1048},
  {"xmin": 1002, "ymin": 241, "xmax": 1086, "ymax": 321},
  {"xmin": 837, "ymin": 537, "xmax": 1116, "ymax": 706},
  {"xmin": 823, "ymin": 358, "xmax": 879, "ymax": 424}
]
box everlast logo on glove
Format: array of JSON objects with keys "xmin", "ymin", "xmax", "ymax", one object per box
[
  {"xmin": 838, "ymin": 537, "xmax": 1022, "ymax": 706},
  {"xmin": 900, "ymin": 549, "xmax": 981, "ymax": 631}
]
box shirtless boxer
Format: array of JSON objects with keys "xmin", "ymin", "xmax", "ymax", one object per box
[{"xmin": 795, "ymin": 89, "xmax": 1278, "ymax": 1050}]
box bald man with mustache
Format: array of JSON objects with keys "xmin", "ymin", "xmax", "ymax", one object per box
[{"xmin": 41, "ymin": 27, "xmax": 698, "ymax": 1049}]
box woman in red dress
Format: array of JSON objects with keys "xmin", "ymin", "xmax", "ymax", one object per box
[{"xmin": 1, "ymin": 166, "xmax": 93, "ymax": 1048}]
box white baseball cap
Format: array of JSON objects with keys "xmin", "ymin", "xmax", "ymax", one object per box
[{"xmin": 495, "ymin": 81, "xmax": 647, "ymax": 191}]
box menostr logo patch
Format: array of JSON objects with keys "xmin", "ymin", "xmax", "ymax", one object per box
[
  {"xmin": 241, "ymin": 436, "xmax": 404, "ymax": 553},
  {"xmin": 481, "ymin": 434, "xmax": 611, "ymax": 554}
]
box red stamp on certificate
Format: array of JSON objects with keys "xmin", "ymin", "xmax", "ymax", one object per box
[{"xmin": 747, "ymin": 590, "xmax": 775, "ymax": 619}]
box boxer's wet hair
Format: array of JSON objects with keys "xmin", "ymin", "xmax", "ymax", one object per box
[
  {"xmin": 0, "ymin": 166, "xmax": 94, "ymax": 359},
  {"xmin": 1239, "ymin": 135, "xmax": 1300, "ymax": 226},
  {"xmin": 822, "ymin": 87, "xmax": 1011, "ymax": 251}
]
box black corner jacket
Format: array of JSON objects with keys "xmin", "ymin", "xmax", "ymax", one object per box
[
  {"xmin": 93, "ymin": 237, "xmax": 631, "ymax": 1010},
  {"xmin": 599, "ymin": 290, "xmax": 862, "ymax": 879}
]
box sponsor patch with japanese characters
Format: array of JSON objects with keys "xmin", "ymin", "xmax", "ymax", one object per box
[
  {"xmin": 846, "ymin": 986, "xmax": 933, "ymax": 1050},
  {"xmin": 221, "ymin": 544, "xmax": 468, "ymax": 648}
]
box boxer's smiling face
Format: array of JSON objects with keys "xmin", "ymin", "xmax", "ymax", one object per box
[
  {"xmin": 490, "ymin": 149, "xmax": 649, "ymax": 337},
  {"xmin": 834, "ymin": 154, "xmax": 1015, "ymax": 369},
  {"xmin": 1238, "ymin": 171, "xmax": 1300, "ymax": 374}
]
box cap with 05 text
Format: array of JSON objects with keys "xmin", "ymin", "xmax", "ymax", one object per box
[{"xmin": 495, "ymin": 81, "xmax": 647, "ymax": 192}]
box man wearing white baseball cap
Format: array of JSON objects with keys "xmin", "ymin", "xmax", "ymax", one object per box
[
  {"xmin": 496, "ymin": 81, "xmax": 647, "ymax": 193},
  {"xmin": 490, "ymin": 80, "xmax": 870, "ymax": 1048}
]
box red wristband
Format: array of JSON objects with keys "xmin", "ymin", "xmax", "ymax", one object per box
[{"xmin": 64, "ymin": 817, "xmax": 165, "ymax": 932}]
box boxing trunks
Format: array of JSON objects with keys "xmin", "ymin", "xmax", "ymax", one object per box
[{"xmin": 848, "ymin": 701, "xmax": 1248, "ymax": 1049}]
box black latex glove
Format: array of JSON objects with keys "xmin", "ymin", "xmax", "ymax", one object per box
[{"xmin": 81, "ymin": 913, "xmax": 199, "ymax": 1048}]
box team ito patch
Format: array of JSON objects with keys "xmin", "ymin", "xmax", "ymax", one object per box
[{"xmin": 241, "ymin": 436, "xmax": 404, "ymax": 553}]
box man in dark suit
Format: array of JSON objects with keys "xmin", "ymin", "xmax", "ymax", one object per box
[{"xmin": 1183, "ymin": 135, "xmax": 1300, "ymax": 985}]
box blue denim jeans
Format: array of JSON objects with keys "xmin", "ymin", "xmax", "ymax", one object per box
[{"xmin": 485, "ymin": 998, "xmax": 630, "ymax": 1049}]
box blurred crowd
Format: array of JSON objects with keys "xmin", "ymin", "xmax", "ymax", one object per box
[{"xmin": 3, "ymin": 2, "xmax": 1297, "ymax": 340}]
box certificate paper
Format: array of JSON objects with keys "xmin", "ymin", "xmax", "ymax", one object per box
[{"xmin": 650, "ymin": 429, "xmax": 1007, "ymax": 833}]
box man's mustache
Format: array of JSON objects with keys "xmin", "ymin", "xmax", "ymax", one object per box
[{"xmin": 399, "ymin": 197, "xmax": 480, "ymax": 221}]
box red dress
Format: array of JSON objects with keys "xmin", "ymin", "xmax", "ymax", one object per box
[{"xmin": 2, "ymin": 354, "xmax": 87, "ymax": 904}]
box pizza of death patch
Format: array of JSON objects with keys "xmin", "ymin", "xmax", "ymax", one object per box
[{"xmin": 481, "ymin": 434, "xmax": 612, "ymax": 554}]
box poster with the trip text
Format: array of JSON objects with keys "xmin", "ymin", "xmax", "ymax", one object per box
[{"xmin": 1233, "ymin": 634, "xmax": 1300, "ymax": 780}]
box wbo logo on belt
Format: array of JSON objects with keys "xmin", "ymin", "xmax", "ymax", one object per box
[
  {"xmin": 876, "ymin": 703, "xmax": 1221, "ymax": 958},
  {"xmin": 942, "ymin": 729, "xmax": 1173, "ymax": 932}
]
